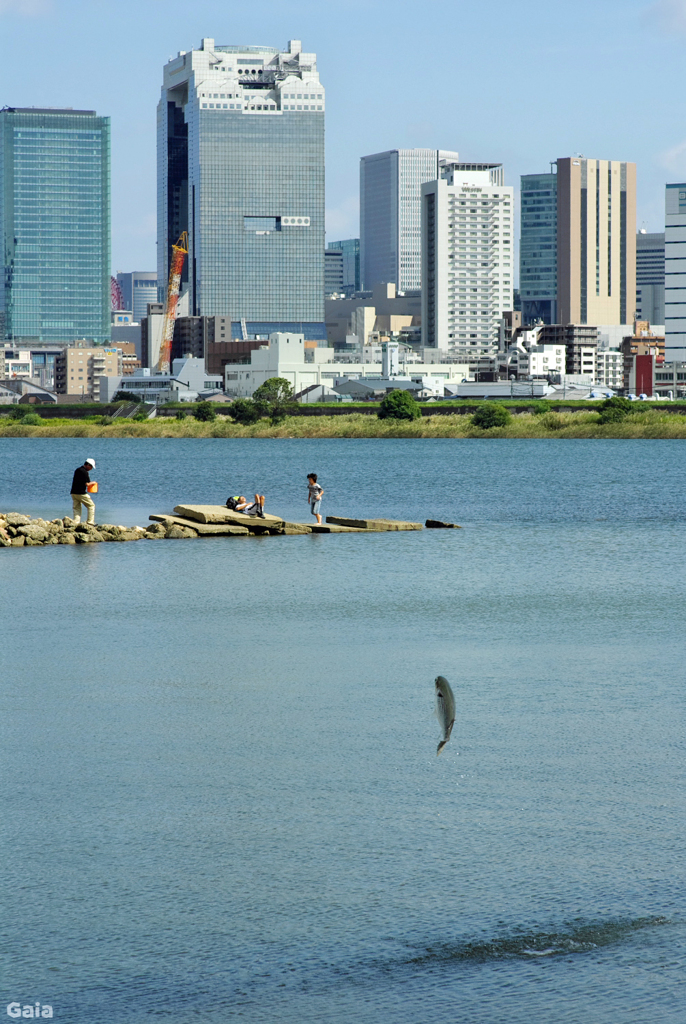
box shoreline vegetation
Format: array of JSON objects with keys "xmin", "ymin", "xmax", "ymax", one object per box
[{"xmin": 4, "ymin": 406, "xmax": 686, "ymax": 438}]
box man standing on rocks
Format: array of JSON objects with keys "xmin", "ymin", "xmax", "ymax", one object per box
[{"xmin": 71, "ymin": 458, "xmax": 96, "ymax": 525}]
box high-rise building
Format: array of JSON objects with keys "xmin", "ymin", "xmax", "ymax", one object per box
[
  {"xmin": 665, "ymin": 183, "xmax": 686, "ymax": 360},
  {"xmin": 327, "ymin": 238, "xmax": 360, "ymax": 295},
  {"xmin": 360, "ymin": 149, "xmax": 460, "ymax": 292},
  {"xmin": 324, "ymin": 249, "xmax": 343, "ymax": 296},
  {"xmin": 519, "ymin": 172, "xmax": 558, "ymax": 324},
  {"xmin": 0, "ymin": 107, "xmax": 110, "ymax": 344},
  {"xmin": 635, "ymin": 231, "xmax": 665, "ymax": 325},
  {"xmin": 157, "ymin": 38, "xmax": 325, "ymax": 340},
  {"xmin": 421, "ymin": 163, "xmax": 514, "ymax": 356},
  {"xmin": 556, "ymin": 157, "xmax": 636, "ymax": 326},
  {"xmin": 116, "ymin": 272, "xmax": 159, "ymax": 323}
]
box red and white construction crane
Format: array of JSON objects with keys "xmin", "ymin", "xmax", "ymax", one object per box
[{"xmin": 156, "ymin": 232, "xmax": 189, "ymax": 374}]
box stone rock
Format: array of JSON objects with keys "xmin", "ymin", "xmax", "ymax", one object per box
[
  {"xmin": 145, "ymin": 524, "xmax": 167, "ymax": 539},
  {"xmin": 5, "ymin": 513, "xmax": 31, "ymax": 527},
  {"xmin": 62, "ymin": 517, "xmax": 76, "ymax": 527},
  {"xmin": 74, "ymin": 532, "xmax": 93, "ymax": 543},
  {"xmin": 18, "ymin": 524, "xmax": 49, "ymax": 542},
  {"xmin": 24, "ymin": 537, "xmax": 45, "ymax": 546},
  {"xmin": 166, "ymin": 524, "xmax": 196, "ymax": 539},
  {"xmin": 425, "ymin": 519, "xmax": 461, "ymax": 529},
  {"xmin": 10, "ymin": 536, "xmax": 25, "ymax": 546},
  {"xmin": 59, "ymin": 533, "xmax": 76, "ymax": 544}
]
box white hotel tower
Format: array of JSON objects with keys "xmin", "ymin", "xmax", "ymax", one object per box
[{"xmin": 421, "ymin": 164, "xmax": 513, "ymax": 356}]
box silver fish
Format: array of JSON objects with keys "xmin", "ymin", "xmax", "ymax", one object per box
[{"xmin": 435, "ymin": 675, "xmax": 456, "ymax": 755}]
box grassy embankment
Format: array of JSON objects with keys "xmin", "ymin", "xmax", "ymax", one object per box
[{"xmin": 4, "ymin": 407, "xmax": 686, "ymax": 438}]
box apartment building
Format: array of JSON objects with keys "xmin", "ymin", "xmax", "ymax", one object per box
[{"xmin": 55, "ymin": 343, "xmax": 122, "ymax": 399}]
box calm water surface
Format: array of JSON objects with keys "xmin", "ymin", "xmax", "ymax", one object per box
[{"xmin": 1, "ymin": 438, "xmax": 684, "ymax": 1023}]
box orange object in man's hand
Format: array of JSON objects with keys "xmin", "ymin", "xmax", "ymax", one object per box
[{"xmin": 86, "ymin": 482, "xmax": 98, "ymax": 493}]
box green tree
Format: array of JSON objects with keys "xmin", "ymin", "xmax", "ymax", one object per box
[
  {"xmin": 113, "ymin": 391, "xmax": 142, "ymax": 403},
  {"xmin": 471, "ymin": 402, "xmax": 511, "ymax": 429},
  {"xmin": 230, "ymin": 397, "xmax": 260, "ymax": 424},
  {"xmin": 597, "ymin": 395, "xmax": 633, "ymax": 423},
  {"xmin": 20, "ymin": 412, "xmax": 42, "ymax": 425},
  {"xmin": 193, "ymin": 400, "xmax": 217, "ymax": 422},
  {"xmin": 252, "ymin": 377, "xmax": 296, "ymax": 422},
  {"xmin": 378, "ymin": 389, "xmax": 421, "ymax": 420}
]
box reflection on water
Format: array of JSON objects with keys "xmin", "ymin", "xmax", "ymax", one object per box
[{"xmin": 1, "ymin": 439, "xmax": 685, "ymax": 1023}]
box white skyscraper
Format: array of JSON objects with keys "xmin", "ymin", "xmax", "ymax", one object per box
[
  {"xmin": 665, "ymin": 183, "xmax": 686, "ymax": 360},
  {"xmin": 360, "ymin": 149, "xmax": 459, "ymax": 292},
  {"xmin": 421, "ymin": 164, "xmax": 513, "ymax": 356}
]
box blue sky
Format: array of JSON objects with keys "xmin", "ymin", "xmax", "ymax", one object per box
[{"xmin": 2, "ymin": 0, "xmax": 685, "ymax": 277}]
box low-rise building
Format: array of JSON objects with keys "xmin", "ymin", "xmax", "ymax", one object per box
[
  {"xmin": 595, "ymin": 347, "xmax": 623, "ymax": 390},
  {"xmin": 538, "ymin": 324, "xmax": 598, "ymax": 378},
  {"xmin": 654, "ymin": 361, "xmax": 686, "ymax": 397},
  {"xmin": 325, "ymin": 282, "xmax": 421, "ymax": 348},
  {"xmin": 517, "ymin": 344, "xmax": 566, "ymax": 379},
  {"xmin": 222, "ymin": 332, "xmax": 470, "ymax": 398},
  {"xmin": 620, "ymin": 322, "xmax": 664, "ymax": 391},
  {"xmin": 100, "ymin": 356, "xmax": 222, "ymax": 404}
]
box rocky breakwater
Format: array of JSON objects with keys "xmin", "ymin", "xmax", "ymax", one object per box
[{"xmin": 0, "ymin": 512, "xmax": 197, "ymax": 547}]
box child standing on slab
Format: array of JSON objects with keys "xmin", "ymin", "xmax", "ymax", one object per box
[{"xmin": 307, "ymin": 473, "xmax": 324, "ymax": 525}]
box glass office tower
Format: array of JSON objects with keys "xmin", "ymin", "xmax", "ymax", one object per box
[
  {"xmin": 116, "ymin": 271, "xmax": 159, "ymax": 322},
  {"xmin": 327, "ymin": 238, "xmax": 360, "ymax": 296},
  {"xmin": 0, "ymin": 107, "xmax": 110, "ymax": 343},
  {"xmin": 360, "ymin": 149, "xmax": 459, "ymax": 292},
  {"xmin": 519, "ymin": 172, "xmax": 558, "ymax": 325},
  {"xmin": 157, "ymin": 38, "xmax": 325, "ymax": 339},
  {"xmin": 635, "ymin": 231, "xmax": 665, "ymax": 324}
]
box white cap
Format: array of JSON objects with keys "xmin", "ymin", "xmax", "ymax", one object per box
[{"xmin": 85, "ymin": 458, "xmax": 96, "ymax": 468}]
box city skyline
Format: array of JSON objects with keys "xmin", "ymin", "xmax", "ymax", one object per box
[{"xmin": 1, "ymin": 0, "xmax": 685, "ymax": 275}]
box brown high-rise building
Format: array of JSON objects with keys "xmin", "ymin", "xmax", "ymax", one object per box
[{"xmin": 556, "ymin": 158, "xmax": 636, "ymax": 326}]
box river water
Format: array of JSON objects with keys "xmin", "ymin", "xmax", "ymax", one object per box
[{"xmin": 1, "ymin": 438, "xmax": 684, "ymax": 1023}]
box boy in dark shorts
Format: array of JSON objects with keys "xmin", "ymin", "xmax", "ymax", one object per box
[{"xmin": 307, "ymin": 473, "xmax": 324, "ymax": 525}]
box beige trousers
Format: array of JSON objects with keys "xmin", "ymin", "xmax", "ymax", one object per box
[{"xmin": 71, "ymin": 492, "xmax": 95, "ymax": 524}]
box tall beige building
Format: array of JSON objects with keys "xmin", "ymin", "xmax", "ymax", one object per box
[{"xmin": 557, "ymin": 157, "xmax": 636, "ymax": 325}]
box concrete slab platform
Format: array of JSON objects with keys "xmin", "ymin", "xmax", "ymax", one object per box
[
  {"xmin": 281, "ymin": 522, "xmax": 313, "ymax": 534},
  {"xmin": 326, "ymin": 516, "xmax": 423, "ymax": 531},
  {"xmin": 311, "ymin": 523, "xmax": 368, "ymax": 533},
  {"xmin": 150, "ymin": 514, "xmax": 250, "ymax": 536},
  {"xmin": 173, "ymin": 504, "xmax": 284, "ymax": 529}
]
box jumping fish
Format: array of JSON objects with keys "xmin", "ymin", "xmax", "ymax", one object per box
[{"xmin": 435, "ymin": 675, "xmax": 456, "ymax": 755}]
